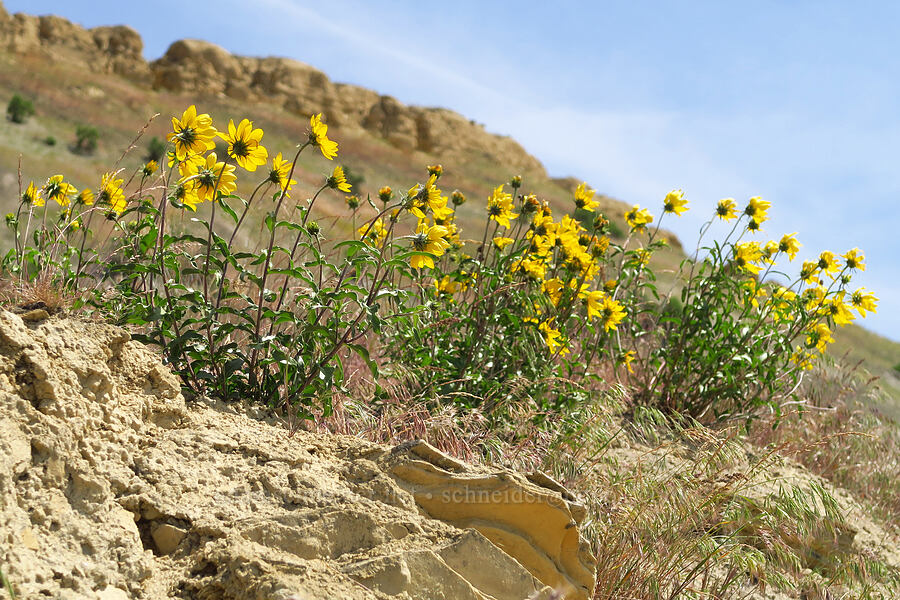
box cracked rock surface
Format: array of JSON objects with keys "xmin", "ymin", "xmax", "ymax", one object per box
[{"xmin": 0, "ymin": 312, "xmax": 595, "ymax": 599}]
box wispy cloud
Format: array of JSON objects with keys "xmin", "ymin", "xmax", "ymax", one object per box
[{"xmin": 250, "ymin": 0, "xmax": 508, "ymax": 107}]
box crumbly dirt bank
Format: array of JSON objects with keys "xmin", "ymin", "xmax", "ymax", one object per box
[{"xmin": 0, "ymin": 311, "xmax": 595, "ymax": 600}]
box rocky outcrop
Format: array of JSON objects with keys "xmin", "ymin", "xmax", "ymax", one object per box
[
  {"xmin": 0, "ymin": 3, "xmax": 149, "ymax": 80},
  {"xmin": 0, "ymin": 311, "xmax": 595, "ymax": 599},
  {"xmin": 0, "ymin": 2, "xmax": 545, "ymax": 175},
  {"xmin": 148, "ymin": 39, "xmax": 545, "ymax": 174}
]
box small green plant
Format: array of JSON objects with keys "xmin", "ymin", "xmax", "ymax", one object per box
[
  {"xmin": 73, "ymin": 124, "xmax": 99, "ymax": 154},
  {"xmin": 341, "ymin": 164, "xmax": 365, "ymax": 191},
  {"xmin": 6, "ymin": 94, "xmax": 34, "ymax": 124},
  {"xmin": 145, "ymin": 136, "xmax": 165, "ymax": 162},
  {"xmin": 42, "ymin": 135, "xmax": 56, "ymax": 146},
  {"xmin": 1, "ymin": 565, "xmax": 14, "ymax": 599}
]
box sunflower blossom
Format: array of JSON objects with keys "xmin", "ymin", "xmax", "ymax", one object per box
[
  {"xmin": 800, "ymin": 260, "xmax": 820, "ymax": 285},
  {"xmin": 180, "ymin": 152, "xmax": 237, "ymax": 207},
  {"xmin": 663, "ymin": 189, "xmax": 689, "ymax": 215},
  {"xmin": 574, "ymin": 182, "xmax": 598, "ymax": 211},
  {"xmin": 733, "ymin": 241, "xmax": 763, "ymax": 275},
  {"xmin": 358, "ymin": 218, "xmax": 388, "ymax": 248},
  {"xmin": 43, "ymin": 175, "xmax": 76, "ymax": 207},
  {"xmin": 842, "ymin": 248, "xmax": 865, "ymax": 271},
  {"xmin": 538, "ymin": 320, "xmax": 568, "ymax": 355},
  {"xmin": 805, "ymin": 323, "xmax": 834, "ymax": 354},
  {"xmin": 492, "ymin": 236, "xmax": 514, "ymax": 250},
  {"xmin": 219, "ymin": 118, "xmax": 268, "ymax": 171},
  {"xmin": 434, "ymin": 275, "xmax": 459, "ymax": 297},
  {"xmin": 744, "ymin": 196, "xmax": 771, "ymax": 224},
  {"xmin": 76, "ymin": 188, "xmax": 94, "ymax": 206},
  {"xmin": 142, "ymin": 160, "xmax": 159, "ymax": 177},
  {"xmin": 850, "ymin": 288, "xmax": 878, "ymax": 317},
  {"xmin": 583, "ymin": 290, "xmax": 606, "ymax": 320},
  {"xmin": 824, "ymin": 293, "xmax": 855, "ymax": 326},
  {"xmin": 23, "ymin": 181, "xmax": 42, "ymax": 207},
  {"xmin": 409, "ymin": 174, "xmax": 453, "ymax": 221},
  {"xmin": 762, "ymin": 240, "xmax": 779, "ymax": 264},
  {"xmin": 309, "ymin": 113, "xmax": 338, "ymax": 160},
  {"xmin": 542, "ymin": 278, "xmax": 566, "ymax": 306},
  {"xmin": 817, "ymin": 251, "xmax": 840, "ymax": 277},
  {"xmin": 327, "ymin": 165, "xmax": 352, "ymax": 193},
  {"xmin": 98, "ymin": 173, "xmax": 127, "ymax": 215},
  {"xmin": 486, "ymin": 184, "xmax": 518, "ymax": 229},
  {"xmin": 409, "ymin": 220, "xmax": 450, "ymax": 269},
  {"xmin": 778, "ymin": 233, "xmax": 801, "ymax": 261},
  {"xmin": 512, "ymin": 256, "xmax": 547, "ymax": 281},
  {"xmin": 716, "ymin": 198, "xmax": 738, "ymax": 221},
  {"xmin": 599, "ymin": 295, "xmax": 626, "ymax": 332},
  {"xmin": 625, "ymin": 204, "xmax": 654, "ymax": 232},
  {"xmin": 168, "ymin": 105, "xmax": 217, "ymax": 162},
  {"xmin": 267, "ymin": 152, "xmax": 297, "ymax": 195}
]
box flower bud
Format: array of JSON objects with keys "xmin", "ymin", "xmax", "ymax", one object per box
[{"xmin": 521, "ymin": 194, "xmax": 540, "ymax": 214}]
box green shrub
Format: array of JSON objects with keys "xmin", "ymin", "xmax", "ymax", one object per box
[
  {"xmin": 1, "ymin": 565, "xmax": 14, "ymax": 599},
  {"xmin": 145, "ymin": 136, "xmax": 165, "ymax": 162},
  {"xmin": 43, "ymin": 136, "xmax": 56, "ymax": 146},
  {"xmin": 6, "ymin": 94, "xmax": 34, "ymax": 123},
  {"xmin": 341, "ymin": 164, "xmax": 365, "ymax": 191},
  {"xmin": 605, "ymin": 217, "xmax": 624, "ymax": 238},
  {"xmin": 4, "ymin": 109, "xmax": 405, "ymax": 429},
  {"xmin": 73, "ymin": 124, "xmax": 99, "ymax": 154}
]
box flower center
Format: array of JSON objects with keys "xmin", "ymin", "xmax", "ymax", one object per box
[
  {"xmin": 231, "ymin": 139, "xmax": 250, "ymax": 158},
  {"xmin": 177, "ymin": 127, "xmax": 197, "ymax": 145}
]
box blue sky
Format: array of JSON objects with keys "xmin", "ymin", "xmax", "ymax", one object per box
[{"xmin": 12, "ymin": 1, "xmax": 900, "ymax": 341}]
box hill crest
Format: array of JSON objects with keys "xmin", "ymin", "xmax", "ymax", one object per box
[{"xmin": 0, "ymin": 2, "xmax": 545, "ymax": 175}]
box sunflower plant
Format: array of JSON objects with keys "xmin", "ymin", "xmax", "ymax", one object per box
[
  {"xmin": 2, "ymin": 104, "xmax": 879, "ymax": 428},
  {"xmin": 379, "ymin": 174, "xmax": 629, "ymax": 414},
  {"xmin": 3, "ymin": 108, "xmax": 414, "ymax": 428},
  {"xmin": 608, "ymin": 192, "xmax": 878, "ymax": 422}
]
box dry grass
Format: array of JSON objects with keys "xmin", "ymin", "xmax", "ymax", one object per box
[
  {"xmin": 750, "ymin": 359, "xmax": 900, "ymax": 533},
  {"xmin": 0, "ymin": 273, "xmax": 79, "ymax": 314},
  {"xmin": 301, "ymin": 352, "xmax": 900, "ymax": 599}
]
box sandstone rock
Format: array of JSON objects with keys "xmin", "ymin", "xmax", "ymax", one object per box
[
  {"xmin": 150, "ymin": 522, "xmax": 187, "ymax": 555},
  {"xmin": 91, "ymin": 25, "xmax": 150, "ymax": 80},
  {"xmin": 147, "ymin": 37, "xmax": 546, "ymax": 174},
  {"xmin": 386, "ymin": 441, "xmax": 596, "ymax": 600},
  {"xmin": 0, "ymin": 312, "xmax": 593, "ymax": 599},
  {"xmin": 0, "ymin": 3, "xmax": 149, "ymax": 80}
]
